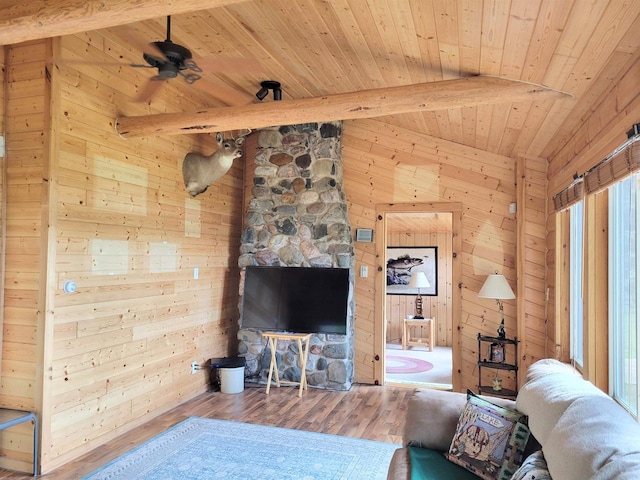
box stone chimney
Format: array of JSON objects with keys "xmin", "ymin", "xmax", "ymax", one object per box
[{"xmin": 237, "ymin": 121, "xmax": 355, "ymax": 390}]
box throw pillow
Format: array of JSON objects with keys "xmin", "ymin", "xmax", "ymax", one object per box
[
  {"xmin": 445, "ymin": 390, "xmax": 531, "ymax": 480},
  {"xmin": 511, "ymin": 450, "xmax": 552, "ymax": 480}
]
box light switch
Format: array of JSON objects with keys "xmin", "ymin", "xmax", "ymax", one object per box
[
  {"xmin": 194, "ymin": 267, "xmax": 199, "ymax": 279},
  {"xmin": 360, "ymin": 265, "xmax": 368, "ymax": 277}
]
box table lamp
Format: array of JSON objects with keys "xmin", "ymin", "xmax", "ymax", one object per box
[
  {"xmin": 409, "ymin": 271, "xmax": 430, "ymax": 319},
  {"xmin": 478, "ymin": 272, "xmax": 515, "ymax": 338}
]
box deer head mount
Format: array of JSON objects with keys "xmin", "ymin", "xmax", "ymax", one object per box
[{"xmin": 182, "ymin": 132, "xmax": 246, "ymax": 197}]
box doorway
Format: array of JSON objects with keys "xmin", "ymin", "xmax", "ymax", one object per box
[{"xmin": 374, "ymin": 203, "xmax": 462, "ymax": 391}]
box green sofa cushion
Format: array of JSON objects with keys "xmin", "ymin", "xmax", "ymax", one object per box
[{"xmin": 409, "ymin": 446, "xmax": 481, "ymax": 480}]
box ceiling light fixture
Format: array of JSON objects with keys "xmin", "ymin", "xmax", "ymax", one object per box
[
  {"xmin": 256, "ymin": 80, "xmax": 282, "ymax": 101},
  {"xmin": 255, "ymin": 86, "xmax": 269, "ymax": 101}
]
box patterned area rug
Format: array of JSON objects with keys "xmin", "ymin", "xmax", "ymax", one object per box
[
  {"xmin": 82, "ymin": 417, "xmax": 397, "ymax": 480},
  {"xmin": 385, "ymin": 344, "xmax": 453, "ymax": 385},
  {"xmin": 386, "ymin": 355, "xmax": 434, "ymax": 374}
]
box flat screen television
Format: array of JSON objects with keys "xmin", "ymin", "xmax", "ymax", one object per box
[{"xmin": 240, "ymin": 266, "xmax": 349, "ymax": 334}]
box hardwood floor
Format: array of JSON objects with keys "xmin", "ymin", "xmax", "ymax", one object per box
[{"xmin": 0, "ymin": 383, "xmax": 415, "ymax": 479}]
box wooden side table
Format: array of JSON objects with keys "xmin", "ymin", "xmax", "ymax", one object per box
[
  {"xmin": 402, "ymin": 317, "xmax": 435, "ymax": 351},
  {"xmin": 262, "ymin": 332, "xmax": 312, "ymax": 398}
]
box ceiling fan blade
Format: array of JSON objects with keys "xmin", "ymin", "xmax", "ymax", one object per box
[
  {"xmin": 142, "ymin": 41, "xmax": 168, "ymax": 61},
  {"xmin": 111, "ymin": 22, "xmax": 168, "ymax": 64},
  {"xmin": 54, "ymin": 58, "xmax": 131, "ymax": 68},
  {"xmin": 192, "ymin": 78, "xmax": 255, "ymax": 106},
  {"xmin": 130, "ymin": 63, "xmax": 156, "ymax": 69},
  {"xmin": 133, "ymin": 78, "xmax": 166, "ymax": 103},
  {"xmin": 194, "ymin": 55, "xmax": 262, "ymax": 75}
]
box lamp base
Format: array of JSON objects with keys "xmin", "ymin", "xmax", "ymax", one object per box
[
  {"xmin": 497, "ymin": 318, "xmax": 506, "ymax": 339},
  {"xmin": 414, "ymin": 293, "xmax": 424, "ymax": 319}
]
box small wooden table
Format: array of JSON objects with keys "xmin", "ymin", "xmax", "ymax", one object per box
[
  {"xmin": 403, "ymin": 317, "xmax": 435, "ymax": 351},
  {"xmin": 262, "ymin": 332, "xmax": 312, "ymax": 398}
]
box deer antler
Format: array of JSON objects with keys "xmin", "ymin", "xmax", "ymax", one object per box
[{"xmin": 234, "ymin": 128, "xmax": 252, "ymax": 140}]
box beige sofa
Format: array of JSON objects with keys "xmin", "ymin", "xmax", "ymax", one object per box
[{"xmin": 387, "ymin": 359, "xmax": 640, "ymax": 479}]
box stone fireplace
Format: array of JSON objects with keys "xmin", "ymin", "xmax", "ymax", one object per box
[{"xmin": 237, "ymin": 121, "xmax": 355, "ymax": 390}]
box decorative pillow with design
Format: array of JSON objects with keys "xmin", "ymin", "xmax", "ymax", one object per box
[
  {"xmin": 511, "ymin": 450, "xmax": 552, "ymax": 480},
  {"xmin": 445, "ymin": 390, "xmax": 531, "ymax": 480}
]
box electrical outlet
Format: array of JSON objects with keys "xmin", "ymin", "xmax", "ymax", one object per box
[{"xmin": 191, "ymin": 361, "xmax": 198, "ymax": 374}]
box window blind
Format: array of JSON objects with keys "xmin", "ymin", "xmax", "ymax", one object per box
[
  {"xmin": 553, "ymin": 130, "xmax": 640, "ymax": 211},
  {"xmin": 553, "ymin": 179, "xmax": 583, "ymax": 211},
  {"xmin": 584, "ymin": 136, "xmax": 640, "ymax": 195}
]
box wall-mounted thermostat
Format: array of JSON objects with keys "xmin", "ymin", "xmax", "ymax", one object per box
[{"xmin": 356, "ymin": 228, "xmax": 373, "ymax": 242}]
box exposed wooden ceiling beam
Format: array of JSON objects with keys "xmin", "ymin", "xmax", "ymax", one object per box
[
  {"xmin": 0, "ymin": 0, "xmax": 244, "ymax": 45},
  {"xmin": 115, "ymin": 76, "xmax": 572, "ymax": 138}
]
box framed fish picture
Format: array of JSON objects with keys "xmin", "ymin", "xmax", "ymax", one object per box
[{"xmin": 386, "ymin": 246, "xmax": 438, "ymax": 296}]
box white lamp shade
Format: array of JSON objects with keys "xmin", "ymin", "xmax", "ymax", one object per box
[
  {"xmin": 478, "ymin": 274, "xmax": 515, "ymax": 300},
  {"xmin": 409, "ymin": 271, "xmax": 430, "ymax": 289}
]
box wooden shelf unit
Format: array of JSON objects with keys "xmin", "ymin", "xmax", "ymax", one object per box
[{"xmin": 477, "ymin": 334, "xmax": 518, "ymax": 399}]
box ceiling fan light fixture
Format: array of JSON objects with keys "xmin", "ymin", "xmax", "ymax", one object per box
[{"xmin": 155, "ymin": 62, "xmax": 179, "ymax": 79}]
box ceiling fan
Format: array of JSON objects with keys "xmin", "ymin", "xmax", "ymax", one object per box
[
  {"xmin": 111, "ymin": 15, "xmax": 258, "ymax": 104},
  {"xmin": 131, "ymin": 16, "xmax": 203, "ymax": 98}
]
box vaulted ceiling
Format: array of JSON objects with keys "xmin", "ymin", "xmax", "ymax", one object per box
[{"xmin": 2, "ymin": 0, "xmax": 639, "ymax": 162}]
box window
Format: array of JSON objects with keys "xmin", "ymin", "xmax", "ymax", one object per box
[
  {"xmin": 569, "ymin": 201, "xmax": 584, "ymax": 368},
  {"xmin": 609, "ymin": 172, "xmax": 639, "ymax": 418}
]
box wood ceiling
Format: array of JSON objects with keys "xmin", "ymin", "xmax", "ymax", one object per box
[{"xmin": 2, "ymin": 0, "xmax": 639, "ymax": 162}]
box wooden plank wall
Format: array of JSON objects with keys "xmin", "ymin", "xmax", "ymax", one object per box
[
  {"xmin": 0, "ymin": 46, "xmax": 5, "ymax": 383},
  {"xmin": 1, "ymin": 40, "xmax": 47, "ymax": 473},
  {"xmin": 2, "ymin": 32, "xmax": 245, "ymax": 473},
  {"xmin": 343, "ymin": 118, "xmax": 527, "ymax": 390},
  {"xmin": 47, "ymin": 34, "xmax": 243, "ymax": 472},
  {"xmin": 516, "ymin": 157, "xmax": 548, "ymax": 381},
  {"xmin": 385, "ymin": 226, "xmax": 453, "ymax": 347}
]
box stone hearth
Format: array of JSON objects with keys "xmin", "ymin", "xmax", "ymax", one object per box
[{"xmin": 237, "ymin": 121, "xmax": 355, "ymax": 390}]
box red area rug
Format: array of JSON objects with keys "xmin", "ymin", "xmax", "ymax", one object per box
[{"xmin": 386, "ymin": 355, "xmax": 434, "ymax": 374}]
